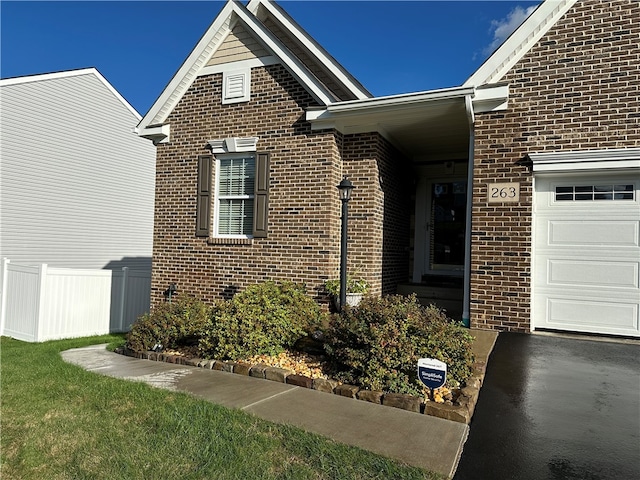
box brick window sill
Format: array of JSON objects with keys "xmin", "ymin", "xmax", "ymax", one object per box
[{"xmin": 207, "ymin": 237, "xmax": 254, "ymax": 246}]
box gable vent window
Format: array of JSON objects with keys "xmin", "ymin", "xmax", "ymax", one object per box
[
  {"xmin": 555, "ymin": 184, "xmax": 634, "ymax": 201},
  {"xmin": 222, "ymin": 69, "xmax": 250, "ymax": 104}
]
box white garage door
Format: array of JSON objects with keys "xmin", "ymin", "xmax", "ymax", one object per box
[{"xmin": 533, "ymin": 173, "xmax": 640, "ymax": 337}]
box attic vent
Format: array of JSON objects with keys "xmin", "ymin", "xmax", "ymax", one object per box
[
  {"xmin": 222, "ymin": 69, "xmax": 250, "ymax": 104},
  {"xmin": 208, "ymin": 137, "xmax": 259, "ymax": 154}
]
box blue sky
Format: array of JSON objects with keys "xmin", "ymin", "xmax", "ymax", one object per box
[{"xmin": 1, "ymin": 1, "xmax": 539, "ymax": 116}]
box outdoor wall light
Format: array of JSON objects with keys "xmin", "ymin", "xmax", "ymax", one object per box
[
  {"xmin": 166, "ymin": 283, "xmax": 177, "ymax": 303},
  {"xmin": 337, "ymin": 177, "xmax": 354, "ymax": 311}
]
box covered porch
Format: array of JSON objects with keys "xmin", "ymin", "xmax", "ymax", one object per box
[{"xmin": 307, "ymin": 84, "xmax": 508, "ymax": 324}]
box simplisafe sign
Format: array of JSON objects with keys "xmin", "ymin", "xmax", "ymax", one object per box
[{"xmin": 417, "ymin": 358, "xmax": 447, "ymax": 390}]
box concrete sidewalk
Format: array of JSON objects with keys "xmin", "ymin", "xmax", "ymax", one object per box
[{"xmin": 61, "ymin": 330, "xmax": 497, "ymax": 478}]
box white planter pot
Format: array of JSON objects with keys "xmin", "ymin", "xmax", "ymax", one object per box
[{"xmin": 331, "ymin": 293, "xmax": 364, "ymax": 311}]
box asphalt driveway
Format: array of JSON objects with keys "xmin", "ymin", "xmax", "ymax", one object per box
[{"xmin": 454, "ymin": 332, "xmax": 640, "ymax": 480}]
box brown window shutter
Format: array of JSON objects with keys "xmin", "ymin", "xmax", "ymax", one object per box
[
  {"xmin": 253, "ymin": 152, "xmax": 269, "ymax": 238},
  {"xmin": 196, "ymin": 155, "xmax": 212, "ymax": 237}
]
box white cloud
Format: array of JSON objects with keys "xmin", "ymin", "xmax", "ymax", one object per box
[{"xmin": 484, "ymin": 5, "xmax": 538, "ymax": 56}]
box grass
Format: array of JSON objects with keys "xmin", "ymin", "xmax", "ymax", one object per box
[{"xmin": 0, "ymin": 335, "xmax": 443, "ymax": 480}]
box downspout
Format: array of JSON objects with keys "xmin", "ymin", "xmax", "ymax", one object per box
[{"xmin": 462, "ymin": 95, "xmax": 475, "ymax": 328}]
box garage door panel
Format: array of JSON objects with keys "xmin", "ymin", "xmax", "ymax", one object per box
[
  {"xmin": 547, "ymin": 260, "xmax": 639, "ymax": 288},
  {"xmin": 542, "ymin": 297, "xmax": 639, "ymax": 332},
  {"xmin": 533, "ymin": 171, "xmax": 640, "ymax": 337},
  {"xmin": 548, "ymin": 220, "xmax": 639, "ymax": 246}
]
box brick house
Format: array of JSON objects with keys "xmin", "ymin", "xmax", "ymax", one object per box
[{"xmin": 137, "ymin": 0, "xmax": 639, "ymax": 338}]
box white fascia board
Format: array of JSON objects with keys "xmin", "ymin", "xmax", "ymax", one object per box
[
  {"xmin": 465, "ymin": 0, "xmax": 578, "ymax": 87},
  {"xmin": 0, "ymin": 67, "xmax": 141, "ymax": 120},
  {"xmin": 0, "ymin": 67, "xmax": 97, "ymax": 86},
  {"xmin": 323, "ymin": 86, "xmax": 474, "ymax": 114},
  {"xmin": 137, "ymin": 1, "xmax": 236, "ymax": 136},
  {"xmin": 529, "ymin": 148, "xmax": 640, "ymax": 172},
  {"xmin": 306, "ymin": 86, "xmax": 475, "ymax": 130},
  {"xmin": 232, "ymin": 3, "xmax": 335, "ymax": 105},
  {"xmin": 248, "ymin": 0, "xmax": 371, "ymax": 100}
]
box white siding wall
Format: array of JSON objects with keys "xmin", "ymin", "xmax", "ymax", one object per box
[{"xmin": 0, "ymin": 70, "xmax": 155, "ymax": 270}]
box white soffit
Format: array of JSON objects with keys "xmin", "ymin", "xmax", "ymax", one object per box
[
  {"xmin": 465, "ymin": 0, "xmax": 578, "ymax": 87},
  {"xmin": 528, "ymin": 148, "xmax": 640, "ymax": 172}
]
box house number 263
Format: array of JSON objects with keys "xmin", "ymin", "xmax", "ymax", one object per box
[{"xmin": 487, "ymin": 182, "xmax": 520, "ymax": 203}]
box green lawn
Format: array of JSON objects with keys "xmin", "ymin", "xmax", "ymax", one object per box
[{"xmin": 1, "ymin": 335, "xmax": 442, "ymax": 480}]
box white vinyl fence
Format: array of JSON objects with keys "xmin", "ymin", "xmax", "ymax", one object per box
[{"xmin": 0, "ymin": 258, "xmax": 150, "ymax": 342}]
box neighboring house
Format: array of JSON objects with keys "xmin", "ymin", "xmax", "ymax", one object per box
[
  {"xmin": 0, "ymin": 68, "xmax": 156, "ymax": 340},
  {"xmin": 0, "ymin": 68, "xmax": 155, "ymax": 270},
  {"xmin": 137, "ymin": 0, "xmax": 639, "ymax": 338}
]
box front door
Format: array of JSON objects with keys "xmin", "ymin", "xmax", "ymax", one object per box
[{"xmin": 427, "ymin": 180, "xmax": 467, "ymax": 275}]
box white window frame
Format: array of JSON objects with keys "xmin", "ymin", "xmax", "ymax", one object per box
[{"xmin": 213, "ymin": 153, "xmax": 256, "ymax": 238}]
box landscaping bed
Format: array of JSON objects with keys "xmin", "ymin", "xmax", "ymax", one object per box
[
  {"xmin": 121, "ymin": 282, "xmax": 496, "ymax": 424},
  {"xmin": 116, "ymin": 329, "xmax": 494, "ymax": 424}
]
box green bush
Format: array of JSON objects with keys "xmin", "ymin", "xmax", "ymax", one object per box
[
  {"xmin": 199, "ymin": 281, "xmax": 327, "ymax": 360},
  {"xmin": 126, "ymin": 295, "xmax": 210, "ymax": 352},
  {"xmin": 324, "ymin": 295, "xmax": 474, "ymax": 395}
]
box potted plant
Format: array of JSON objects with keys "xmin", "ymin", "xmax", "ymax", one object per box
[{"xmin": 324, "ymin": 276, "xmax": 369, "ymax": 310}]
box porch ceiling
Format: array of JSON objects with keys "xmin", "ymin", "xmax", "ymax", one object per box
[{"xmin": 306, "ymin": 87, "xmax": 473, "ymax": 162}]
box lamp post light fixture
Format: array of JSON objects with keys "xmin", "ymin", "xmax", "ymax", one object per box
[
  {"xmin": 167, "ymin": 283, "xmax": 177, "ymax": 303},
  {"xmin": 337, "ymin": 176, "xmax": 354, "ymax": 312}
]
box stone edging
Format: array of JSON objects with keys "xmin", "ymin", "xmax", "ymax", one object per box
[{"xmin": 114, "ymin": 347, "xmax": 490, "ymax": 424}]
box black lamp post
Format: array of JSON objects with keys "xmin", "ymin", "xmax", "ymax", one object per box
[{"xmin": 337, "ymin": 176, "xmax": 354, "ymax": 312}]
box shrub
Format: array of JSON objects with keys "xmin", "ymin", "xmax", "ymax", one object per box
[
  {"xmin": 324, "ymin": 295, "xmax": 474, "ymax": 396},
  {"xmin": 126, "ymin": 295, "xmax": 210, "ymax": 352},
  {"xmin": 199, "ymin": 281, "xmax": 327, "ymax": 360},
  {"xmin": 324, "ymin": 276, "xmax": 369, "ymax": 295}
]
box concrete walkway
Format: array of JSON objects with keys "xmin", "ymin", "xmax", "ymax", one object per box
[
  {"xmin": 61, "ymin": 330, "xmax": 497, "ymax": 478},
  {"xmin": 454, "ymin": 332, "xmax": 640, "ymax": 480}
]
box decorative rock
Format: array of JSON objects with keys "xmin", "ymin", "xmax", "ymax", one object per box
[
  {"xmin": 357, "ymin": 390, "xmax": 384, "ymax": 404},
  {"xmin": 461, "ymin": 386, "xmax": 479, "ymax": 399},
  {"xmin": 249, "ymin": 363, "xmax": 269, "ymax": 379},
  {"xmin": 312, "ymin": 378, "xmax": 338, "ymax": 393},
  {"xmin": 383, "ymin": 393, "xmax": 421, "ymax": 413},
  {"xmin": 184, "ymin": 357, "xmax": 200, "ymax": 367},
  {"xmin": 424, "ymin": 402, "xmax": 470, "ymax": 424},
  {"xmin": 222, "ymin": 361, "xmax": 235, "ymax": 373},
  {"xmin": 335, "ymin": 384, "xmax": 360, "ymax": 398},
  {"xmin": 211, "ymin": 360, "xmax": 225, "ymax": 371},
  {"xmin": 233, "ymin": 363, "xmax": 251, "ymax": 376},
  {"xmin": 147, "ymin": 352, "xmax": 158, "ymax": 361},
  {"xmin": 286, "ymin": 374, "xmax": 313, "ymax": 388},
  {"xmin": 264, "ymin": 367, "xmax": 292, "ymax": 383},
  {"xmin": 465, "ymin": 375, "xmax": 482, "ymax": 389}
]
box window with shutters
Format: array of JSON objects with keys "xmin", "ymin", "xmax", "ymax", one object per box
[
  {"xmin": 215, "ymin": 154, "xmax": 256, "ymax": 237},
  {"xmin": 196, "ymin": 147, "xmax": 268, "ymax": 239}
]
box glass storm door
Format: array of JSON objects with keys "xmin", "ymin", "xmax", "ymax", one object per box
[{"xmin": 428, "ymin": 180, "xmax": 467, "ymax": 273}]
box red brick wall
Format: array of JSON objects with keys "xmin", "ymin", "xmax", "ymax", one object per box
[
  {"xmin": 471, "ymin": 0, "xmax": 640, "ymax": 331},
  {"xmin": 151, "ymin": 64, "xmax": 412, "ymax": 306}
]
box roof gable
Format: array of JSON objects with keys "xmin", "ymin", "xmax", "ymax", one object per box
[
  {"xmin": 465, "ymin": 0, "xmax": 578, "ymax": 87},
  {"xmin": 137, "ymin": 0, "xmax": 369, "ymax": 143},
  {"xmin": 247, "ymin": 0, "xmax": 371, "ymax": 101},
  {"xmin": 0, "ymin": 67, "xmax": 141, "ymax": 120}
]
